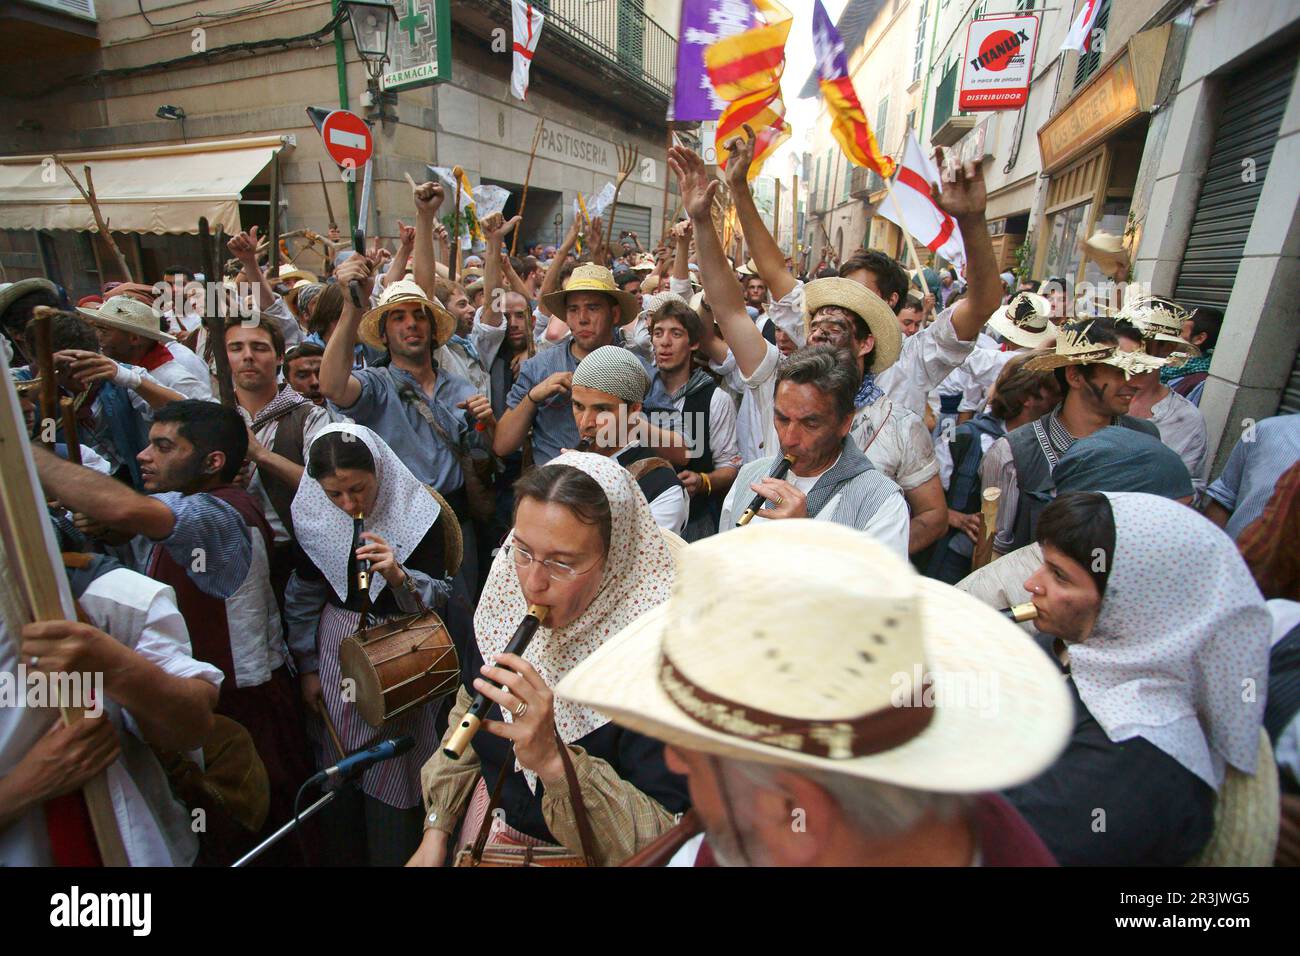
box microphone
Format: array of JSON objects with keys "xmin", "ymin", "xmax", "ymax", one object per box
[{"xmin": 308, "ymin": 736, "xmax": 414, "ymax": 785}]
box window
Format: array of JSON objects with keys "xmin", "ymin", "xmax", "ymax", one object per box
[
  {"xmin": 911, "ymin": 0, "xmax": 927, "ymax": 84},
  {"xmin": 1042, "ymin": 201, "xmax": 1092, "ymax": 285},
  {"xmin": 813, "ymin": 155, "xmax": 822, "ymax": 210},
  {"xmin": 906, "ymin": 108, "xmax": 917, "ymax": 132},
  {"xmin": 869, "ymin": 97, "xmax": 890, "ymax": 193},
  {"xmin": 1016, "ymin": 0, "xmax": 1036, "ymax": 10},
  {"xmin": 823, "ymin": 148, "xmax": 834, "ymax": 209},
  {"xmin": 1073, "ymin": 0, "xmax": 1111, "ymax": 90},
  {"xmin": 840, "ymin": 153, "xmax": 850, "ymax": 203}
]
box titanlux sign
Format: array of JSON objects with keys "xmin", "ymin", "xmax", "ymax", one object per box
[{"xmin": 959, "ymin": 13, "xmax": 1040, "ymax": 111}]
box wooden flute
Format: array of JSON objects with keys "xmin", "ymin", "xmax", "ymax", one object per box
[
  {"xmin": 737, "ymin": 454, "xmax": 796, "ymax": 526},
  {"xmin": 442, "ymin": 604, "xmax": 549, "ymax": 759}
]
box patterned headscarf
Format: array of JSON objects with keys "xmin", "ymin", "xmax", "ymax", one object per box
[
  {"xmin": 1070, "ymin": 492, "xmax": 1271, "ymax": 790},
  {"xmin": 290, "ymin": 422, "xmax": 442, "ymax": 603},
  {"xmin": 474, "ymin": 450, "xmax": 675, "ymax": 791}
]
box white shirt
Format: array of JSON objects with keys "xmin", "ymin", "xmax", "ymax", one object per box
[
  {"xmin": 0, "ymin": 566, "xmax": 223, "ymax": 866},
  {"xmin": 613, "ymin": 444, "xmax": 689, "ymax": 536},
  {"xmin": 166, "ymin": 341, "xmax": 213, "ymax": 390},
  {"xmin": 875, "ymin": 307, "xmax": 977, "ymax": 417},
  {"xmin": 719, "ymin": 454, "xmax": 911, "ymax": 558},
  {"xmin": 241, "ymin": 401, "xmax": 331, "ymax": 543},
  {"xmin": 1149, "ymin": 388, "xmax": 1209, "ymax": 495}
]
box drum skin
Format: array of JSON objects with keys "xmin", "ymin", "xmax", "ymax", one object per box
[{"xmin": 339, "ymin": 612, "xmax": 460, "ymax": 728}]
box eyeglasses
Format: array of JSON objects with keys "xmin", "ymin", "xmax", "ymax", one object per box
[{"xmin": 505, "ymin": 543, "xmax": 600, "ymax": 581}]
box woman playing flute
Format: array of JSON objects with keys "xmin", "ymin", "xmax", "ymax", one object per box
[{"xmin": 410, "ymin": 452, "xmax": 689, "ymax": 866}]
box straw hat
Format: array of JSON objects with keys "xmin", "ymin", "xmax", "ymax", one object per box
[
  {"xmin": 282, "ymin": 279, "xmax": 316, "ymax": 309},
  {"xmin": 426, "ymin": 487, "xmax": 463, "ymax": 578},
  {"xmin": 76, "ymin": 295, "xmax": 174, "ymax": 343},
  {"xmin": 803, "ymin": 277, "xmax": 903, "ymax": 373},
  {"xmin": 630, "ymin": 258, "xmax": 656, "ymax": 273},
  {"xmin": 637, "ymin": 290, "xmax": 689, "ymax": 325},
  {"xmin": 736, "ymin": 259, "xmax": 759, "ymax": 277},
  {"xmin": 1187, "ymin": 728, "xmax": 1279, "ymax": 866},
  {"xmin": 659, "ymin": 527, "xmax": 686, "ymax": 566},
  {"xmin": 1083, "ymin": 230, "xmax": 1130, "ymax": 277},
  {"xmin": 0, "ymin": 278, "xmax": 57, "ymax": 318},
  {"xmin": 358, "ymin": 279, "xmax": 456, "ymax": 351},
  {"xmin": 556, "ymin": 521, "xmax": 1072, "ymax": 791},
  {"xmin": 539, "ymin": 264, "xmax": 640, "ymax": 322},
  {"xmin": 1024, "ymin": 320, "xmax": 1169, "ymax": 379},
  {"xmin": 1114, "ymin": 295, "xmax": 1199, "ymax": 355},
  {"xmin": 274, "ymin": 265, "xmax": 317, "ymax": 285},
  {"xmin": 988, "ymin": 292, "xmax": 1055, "ymax": 349}
]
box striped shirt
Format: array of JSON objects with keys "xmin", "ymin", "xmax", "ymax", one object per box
[
  {"xmin": 1206, "ymin": 414, "xmax": 1300, "ymax": 540},
  {"xmin": 151, "ymin": 491, "xmax": 251, "ymax": 600}
]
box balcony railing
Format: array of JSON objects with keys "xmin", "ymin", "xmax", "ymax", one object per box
[
  {"xmin": 475, "ymin": 0, "xmax": 676, "ymax": 101},
  {"xmin": 930, "ymin": 62, "xmax": 975, "ymax": 147}
]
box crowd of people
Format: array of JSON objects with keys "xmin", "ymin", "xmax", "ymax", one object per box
[{"xmin": 0, "ymin": 126, "xmax": 1296, "ymax": 869}]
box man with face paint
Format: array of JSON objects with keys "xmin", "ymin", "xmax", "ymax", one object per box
[
  {"xmin": 980, "ymin": 318, "xmax": 1168, "ymax": 555},
  {"xmin": 32, "ymin": 401, "xmax": 316, "ymax": 864}
]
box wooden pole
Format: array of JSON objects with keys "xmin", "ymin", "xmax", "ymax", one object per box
[
  {"xmin": 55, "ymin": 159, "xmax": 133, "ymax": 283},
  {"xmin": 60, "ymin": 398, "xmax": 81, "ymax": 466},
  {"xmin": 512, "ymin": 115, "xmax": 546, "ymax": 257},
  {"xmin": 450, "ymin": 168, "xmax": 463, "ymax": 282},
  {"xmin": 972, "ymin": 488, "xmax": 1001, "ymax": 570},
  {"xmin": 31, "ymin": 309, "xmax": 58, "ymax": 448},
  {"xmin": 268, "ymin": 154, "xmax": 281, "ymax": 277},
  {"xmin": 659, "ymin": 127, "xmax": 674, "ymax": 245},
  {"xmin": 791, "ymin": 174, "xmax": 799, "ymax": 264},
  {"xmin": 772, "ymin": 184, "xmax": 781, "ymax": 258},
  {"xmin": 0, "ymin": 362, "xmax": 129, "ymax": 865},
  {"xmin": 204, "ymin": 307, "xmax": 237, "ymax": 408},
  {"xmin": 882, "ymin": 174, "xmax": 929, "ymax": 292}
]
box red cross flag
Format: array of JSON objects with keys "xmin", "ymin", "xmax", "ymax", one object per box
[
  {"xmin": 878, "ymin": 131, "xmax": 966, "ymax": 272},
  {"xmin": 1061, "ymin": 0, "xmax": 1103, "ymax": 55},
  {"xmin": 512, "ymin": 0, "xmax": 545, "ymax": 100}
]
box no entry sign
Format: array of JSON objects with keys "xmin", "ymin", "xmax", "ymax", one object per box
[
  {"xmin": 320, "ymin": 110, "xmax": 373, "ymax": 168},
  {"xmin": 959, "ymin": 14, "xmax": 1039, "ymax": 111}
]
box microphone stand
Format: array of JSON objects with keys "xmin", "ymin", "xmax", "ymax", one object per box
[{"xmin": 230, "ymin": 782, "xmax": 347, "ymax": 868}]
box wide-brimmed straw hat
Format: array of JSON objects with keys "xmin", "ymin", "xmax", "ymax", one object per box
[
  {"xmin": 556, "ymin": 521, "xmax": 1072, "ymax": 791},
  {"xmin": 736, "ymin": 259, "xmax": 759, "ymax": 277},
  {"xmin": 989, "ymin": 292, "xmax": 1055, "ymax": 349},
  {"xmin": 274, "ymin": 265, "xmax": 317, "ymax": 286},
  {"xmin": 358, "ymin": 279, "xmax": 456, "ymax": 351},
  {"xmin": 426, "ymin": 486, "xmax": 463, "ymax": 578},
  {"xmin": 1025, "ymin": 320, "xmax": 1169, "ymax": 379},
  {"xmin": 76, "ymin": 295, "xmax": 174, "ymax": 343},
  {"xmin": 539, "ymin": 264, "xmax": 640, "ymax": 322},
  {"xmin": 1083, "ymin": 230, "xmax": 1130, "ymax": 277},
  {"xmin": 803, "ymin": 277, "xmax": 903, "ymax": 373},
  {"xmin": 1114, "ymin": 295, "xmax": 1199, "ymax": 355},
  {"xmin": 0, "ymin": 278, "xmax": 58, "ymax": 317}
]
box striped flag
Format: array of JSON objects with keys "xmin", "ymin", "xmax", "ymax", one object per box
[
  {"xmin": 511, "ymin": 1, "xmax": 544, "ymax": 100},
  {"xmin": 877, "ymin": 131, "xmax": 966, "ymax": 271},
  {"xmin": 705, "ymin": 0, "xmax": 792, "ymax": 180},
  {"xmin": 1061, "ymin": 0, "xmax": 1103, "ymax": 54},
  {"xmin": 812, "ymin": 0, "xmax": 894, "ymax": 179}
]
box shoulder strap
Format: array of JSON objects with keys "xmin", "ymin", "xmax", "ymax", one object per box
[
  {"xmin": 469, "ymin": 734, "xmax": 597, "ymax": 865},
  {"xmin": 625, "ymin": 455, "xmax": 674, "ymax": 481}
]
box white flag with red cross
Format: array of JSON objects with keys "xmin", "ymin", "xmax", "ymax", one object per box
[
  {"xmin": 1060, "ymin": 0, "xmax": 1103, "ymax": 55},
  {"xmin": 512, "ymin": 0, "xmax": 545, "ymax": 100},
  {"xmin": 878, "ymin": 131, "xmax": 966, "ymax": 272}
]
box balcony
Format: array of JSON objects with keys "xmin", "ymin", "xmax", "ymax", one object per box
[
  {"xmin": 930, "ymin": 63, "xmax": 975, "ymax": 147},
  {"xmin": 849, "ymin": 164, "xmax": 886, "ymax": 200},
  {"xmin": 455, "ymin": 0, "xmax": 676, "ymax": 120}
]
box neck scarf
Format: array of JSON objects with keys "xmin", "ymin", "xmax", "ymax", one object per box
[
  {"xmin": 1160, "ymin": 351, "xmax": 1211, "ymax": 385},
  {"xmin": 1071, "ymin": 492, "xmax": 1270, "ymax": 790},
  {"xmin": 449, "ymin": 333, "xmax": 480, "ymax": 365},
  {"xmin": 290, "ymin": 422, "xmax": 442, "ymax": 602},
  {"xmin": 854, "ymin": 371, "xmax": 884, "ymax": 409},
  {"xmin": 474, "ymin": 451, "xmax": 676, "ymax": 791},
  {"xmin": 248, "ymin": 384, "xmax": 305, "ymax": 433}
]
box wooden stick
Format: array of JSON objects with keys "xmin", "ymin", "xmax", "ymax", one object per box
[
  {"xmin": 54, "ymin": 158, "xmax": 133, "ymax": 283},
  {"xmin": 203, "ymin": 309, "xmax": 237, "ymax": 408},
  {"xmin": 319, "ymin": 162, "xmax": 338, "ymax": 232},
  {"xmin": 449, "ymin": 167, "xmax": 464, "ymax": 282},
  {"xmin": 268, "ymin": 154, "xmax": 281, "ymax": 276},
  {"xmin": 605, "ymin": 142, "xmax": 640, "ymax": 250},
  {"xmin": 971, "ymin": 487, "xmax": 1001, "ymax": 571},
  {"xmin": 314, "ymin": 700, "xmax": 346, "ymax": 762},
  {"xmin": 512, "ymin": 115, "xmax": 547, "ymax": 257},
  {"xmin": 659, "ymin": 127, "xmax": 674, "ymax": 245},
  {"xmin": 31, "ymin": 308, "xmax": 58, "ymax": 448},
  {"xmin": 0, "ymin": 363, "xmax": 129, "ymax": 865},
  {"xmin": 60, "ymin": 397, "xmax": 81, "ymax": 466}
]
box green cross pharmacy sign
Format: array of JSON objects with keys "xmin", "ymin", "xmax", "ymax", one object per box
[{"xmin": 380, "ymin": 0, "xmax": 452, "ymax": 91}]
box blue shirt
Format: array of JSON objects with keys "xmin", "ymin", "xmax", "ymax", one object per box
[
  {"xmin": 152, "ymin": 491, "xmax": 252, "ymax": 600},
  {"xmin": 507, "ymin": 340, "xmax": 583, "ymax": 466},
  {"xmin": 329, "ymin": 364, "xmax": 478, "ymax": 492},
  {"xmin": 1205, "ymin": 414, "xmax": 1300, "ymax": 540}
]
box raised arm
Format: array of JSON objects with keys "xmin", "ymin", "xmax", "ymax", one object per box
[
  {"xmin": 669, "ymin": 145, "xmax": 767, "ymax": 378},
  {"xmin": 227, "ymin": 228, "xmax": 276, "ymax": 316},
  {"xmin": 537, "ymin": 215, "xmax": 581, "ymax": 318},
  {"xmin": 411, "ymin": 180, "xmax": 446, "ymax": 297},
  {"xmin": 318, "ymin": 254, "xmax": 374, "ymax": 409},
  {"xmin": 382, "ymin": 220, "xmax": 416, "ymax": 291},
  {"xmin": 33, "ymin": 445, "xmax": 176, "ymax": 539},
  {"xmin": 724, "ymin": 126, "xmax": 796, "ymax": 301},
  {"xmin": 481, "ymin": 213, "xmax": 521, "ymax": 328},
  {"xmin": 932, "ymin": 149, "xmax": 999, "ymax": 342}
]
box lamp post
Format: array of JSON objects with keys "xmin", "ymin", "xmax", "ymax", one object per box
[{"xmin": 342, "ymin": 0, "xmax": 397, "ymax": 92}]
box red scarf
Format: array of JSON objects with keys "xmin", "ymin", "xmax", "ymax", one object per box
[
  {"xmin": 44, "ymin": 790, "xmax": 103, "ymax": 867},
  {"xmin": 137, "ymin": 340, "xmax": 174, "ymax": 371}
]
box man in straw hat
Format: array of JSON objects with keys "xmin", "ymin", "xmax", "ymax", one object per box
[
  {"xmin": 570, "ymin": 345, "xmax": 689, "ymax": 535},
  {"xmin": 980, "ymin": 317, "xmax": 1166, "ymax": 556},
  {"xmin": 718, "ymin": 346, "xmax": 910, "ymax": 558},
  {"xmin": 493, "ymin": 258, "xmax": 642, "ymax": 467},
  {"xmin": 74, "ymin": 294, "xmax": 213, "ymax": 407},
  {"xmin": 555, "ymin": 521, "xmax": 1071, "ymax": 866}
]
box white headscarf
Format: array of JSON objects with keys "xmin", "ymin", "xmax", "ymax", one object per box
[
  {"xmin": 474, "ymin": 451, "xmax": 675, "ymax": 791},
  {"xmin": 1070, "ymin": 492, "xmax": 1270, "ymax": 790},
  {"xmin": 291, "ymin": 422, "xmax": 442, "ymax": 603}
]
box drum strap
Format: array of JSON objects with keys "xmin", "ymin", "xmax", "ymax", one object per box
[{"xmin": 469, "ymin": 731, "xmax": 597, "ymax": 865}]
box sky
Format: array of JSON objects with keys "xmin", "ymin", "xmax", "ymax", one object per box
[{"xmin": 769, "ymin": 0, "xmax": 849, "ymax": 178}]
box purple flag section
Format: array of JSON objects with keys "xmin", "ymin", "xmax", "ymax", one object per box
[{"xmin": 669, "ymin": 0, "xmax": 758, "ymax": 122}]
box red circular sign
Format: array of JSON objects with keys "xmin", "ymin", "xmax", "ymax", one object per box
[
  {"xmin": 321, "ymin": 110, "xmax": 373, "ymax": 168},
  {"xmin": 978, "ymin": 29, "xmax": 1021, "ymax": 73}
]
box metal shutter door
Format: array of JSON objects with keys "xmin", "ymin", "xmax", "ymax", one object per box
[
  {"xmin": 1173, "ymin": 50, "xmax": 1297, "ymax": 309},
  {"xmin": 1279, "ymin": 349, "xmax": 1300, "ymax": 416},
  {"xmin": 609, "ymin": 203, "xmax": 652, "ymax": 250}
]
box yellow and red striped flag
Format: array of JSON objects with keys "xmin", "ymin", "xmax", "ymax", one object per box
[
  {"xmin": 705, "ymin": 0, "xmax": 792, "ymax": 180},
  {"xmin": 812, "ymin": 0, "xmax": 895, "ymax": 179}
]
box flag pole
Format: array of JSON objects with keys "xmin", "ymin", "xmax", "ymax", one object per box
[{"xmin": 882, "ymin": 170, "xmax": 929, "ymax": 295}]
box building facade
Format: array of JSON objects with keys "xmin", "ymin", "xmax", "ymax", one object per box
[{"xmin": 0, "ymin": 0, "xmax": 678, "ymax": 296}]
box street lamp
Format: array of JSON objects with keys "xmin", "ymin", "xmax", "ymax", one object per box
[{"xmin": 342, "ymin": 0, "xmax": 397, "ymax": 81}]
